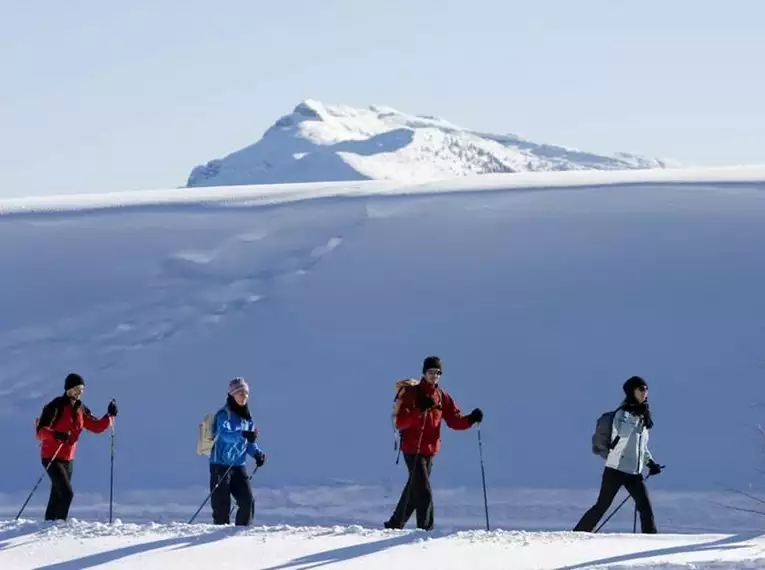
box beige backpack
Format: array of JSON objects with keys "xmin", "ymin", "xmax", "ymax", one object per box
[{"xmin": 197, "ymin": 409, "xmax": 230, "ymax": 456}]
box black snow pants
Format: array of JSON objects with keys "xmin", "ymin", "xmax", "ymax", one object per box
[
  {"xmin": 386, "ymin": 453, "xmax": 434, "ymax": 530},
  {"xmin": 43, "ymin": 458, "xmax": 74, "ymax": 521},
  {"xmin": 574, "ymin": 466, "xmax": 657, "ymax": 533},
  {"xmin": 210, "ymin": 464, "xmax": 254, "ymax": 526}
]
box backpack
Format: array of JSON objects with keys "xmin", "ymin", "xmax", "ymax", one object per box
[
  {"xmin": 392, "ymin": 378, "xmax": 420, "ymax": 430},
  {"xmin": 592, "ymin": 408, "xmax": 621, "ymax": 458},
  {"xmin": 392, "ymin": 378, "xmax": 420, "ymax": 449},
  {"xmin": 197, "ymin": 408, "xmax": 234, "ymax": 456},
  {"xmin": 197, "ymin": 413, "xmax": 215, "ymax": 456}
]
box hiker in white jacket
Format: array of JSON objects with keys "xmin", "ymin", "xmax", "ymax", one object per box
[
  {"xmin": 606, "ymin": 403, "xmax": 654, "ymax": 474},
  {"xmin": 574, "ymin": 376, "xmax": 664, "ymax": 533}
]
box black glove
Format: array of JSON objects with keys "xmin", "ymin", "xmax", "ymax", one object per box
[
  {"xmin": 54, "ymin": 431, "xmax": 70, "ymax": 443},
  {"xmin": 107, "ymin": 400, "xmax": 118, "ymax": 417},
  {"xmin": 647, "ymin": 460, "xmax": 664, "ymax": 476},
  {"xmin": 416, "ymin": 393, "xmax": 435, "ymax": 412},
  {"xmin": 255, "ymin": 451, "xmax": 266, "ymax": 467},
  {"xmin": 243, "ymin": 429, "xmax": 258, "ymax": 443},
  {"xmin": 468, "ymin": 408, "xmax": 484, "ymax": 425}
]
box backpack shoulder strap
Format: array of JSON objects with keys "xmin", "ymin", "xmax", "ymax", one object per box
[
  {"xmin": 214, "ymin": 407, "xmax": 231, "ymax": 431},
  {"xmin": 208, "ymin": 408, "xmax": 228, "ymax": 451},
  {"xmin": 80, "ymin": 403, "xmax": 95, "ymax": 419},
  {"xmin": 413, "ymin": 382, "xmax": 445, "ymax": 410}
]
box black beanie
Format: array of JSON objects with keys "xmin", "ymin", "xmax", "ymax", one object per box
[
  {"xmin": 422, "ymin": 356, "xmax": 442, "ymax": 374},
  {"xmin": 65, "ymin": 373, "xmax": 85, "ymax": 391},
  {"xmin": 622, "ymin": 375, "xmax": 647, "ymax": 396}
]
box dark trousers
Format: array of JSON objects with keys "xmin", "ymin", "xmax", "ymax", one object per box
[
  {"xmin": 387, "ymin": 453, "xmax": 434, "ymax": 530},
  {"xmin": 574, "ymin": 466, "xmax": 657, "ymax": 533},
  {"xmin": 43, "ymin": 459, "xmax": 74, "ymax": 521},
  {"xmin": 210, "ymin": 464, "xmax": 254, "ymax": 526}
]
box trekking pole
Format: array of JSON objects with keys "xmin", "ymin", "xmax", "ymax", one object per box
[
  {"xmin": 633, "ymin": 503, "xmax": 637, "ymax": 533},
  {"xmin": 109, "ymin": 419, "xmax": 116, "ymax": 524},
  {"xmin": 188, "ymin": 463, "xmax": 236, "ymax": 524},
  {"xmin": 594, "ymin": 471, "xmax": 657, "ymax": 533},
  {"xmin": 477, "ymin": 423, "xmax": 490, "ymax": 531},
  {"xmin": 228, "ymin": 465, "xmax": 259, "ymax": 518},
  {"xmin": 594, "ymin": 491, "xmax": 633, "ymax": 533},
  {"xmin": 15, "ymin": 442, "xmax": 64, "ymax": 520}
]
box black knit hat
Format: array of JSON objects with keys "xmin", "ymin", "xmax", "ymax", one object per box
[
  {"xmin": 64, "ymin": 373, "xmax": 85, "ymax": 391},
  {"xmin": 422, "ymin": 356, "xmax": 442, "ymax": 374},
  {"xmin": 623, "ymin": 375, "xmax": 647, "ymax": 396}
]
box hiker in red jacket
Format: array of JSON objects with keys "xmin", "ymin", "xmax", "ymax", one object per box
[
  {"xmin": 35, "ymin": 373, "xmax": 118, "ymax": 521},
  {"xmin": 384, "ymin": 356, "xmax": 483, "ymax": 530}
]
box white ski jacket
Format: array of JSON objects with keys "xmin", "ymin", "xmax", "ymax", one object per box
[{"xmin": 605, "ymin": 408, "xmax": 654, "ymax": 475}]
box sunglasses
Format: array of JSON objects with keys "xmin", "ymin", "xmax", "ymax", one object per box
[
  {"xmin": 426, "ymin": 369, "xmax": 442, "ymax": 376},
  {"xmin": 637, "ymin": 386, "xmax": 648, "ymax": 392}
]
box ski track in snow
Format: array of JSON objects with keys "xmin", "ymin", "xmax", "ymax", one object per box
[{"xmin": 0, "ymin": 201, "xmax": 364, "ymax": 396}]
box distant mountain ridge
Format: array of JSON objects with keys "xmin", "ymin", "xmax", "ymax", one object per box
[{"xmin": 186, "ymin": 99, "xmax": 674, "ymax": 188}]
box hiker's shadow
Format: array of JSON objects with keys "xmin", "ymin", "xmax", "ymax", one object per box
[
  {"xmin": 553, "ymin": 531, "xmax": 763, "ymax": 570},
  {"xmin": 261, "ymin": 530, "xmax": 443, "ymax": 570},
  {"xmin": 31, "ymin": 526, "xmax": 235, "ymax": 570}
]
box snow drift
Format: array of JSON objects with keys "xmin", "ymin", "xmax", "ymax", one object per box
[
  {"xmin": 185, "ymin": 100, "xmax": 673, "ymax": 187},
  {"xmin": 1, "ymin": 167, "xmax": 764, "ymax": 534}
]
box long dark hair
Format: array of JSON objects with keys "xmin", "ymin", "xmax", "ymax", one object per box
[{"xmin": 226, "ymin": 394, "xmax": 252, "ymax": 420}]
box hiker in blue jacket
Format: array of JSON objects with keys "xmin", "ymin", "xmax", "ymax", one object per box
[
  {"xmin": 574, "ymin": 376, "xmax": 663, "ymax": 533},
  {"xmin": 209, "ymin": 377, "xmax": 267, "ymax": 525}
]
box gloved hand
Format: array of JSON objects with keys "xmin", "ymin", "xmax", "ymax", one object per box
[
  {"xmin": 647, "ymin": 460, "xmax": 664, "ymax": 476},
  {"xmin": 468, "ymin": 408, "xmax": 484, "ymax": 425},
  {"xmin": 54, "ymin": 431, "xmax": 70, "ymax": 443},
  {"xmin": 416, "ymin": 393, "xmax": 435, "ymax": 412},
  {"xmin": 255, "ymin": 451, "xmax": 267, "ymax": 467},
  {"xmin": 107, "ymin": 400, "xmax": 118, "ymax": 417},
  {"xmin": 243, "ymin": 429, "xmax": 258, "ymax": 443}
]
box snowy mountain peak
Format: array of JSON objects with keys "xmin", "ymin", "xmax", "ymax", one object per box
[{"xmin": 186, "ymin": 100, "xmax": 674, "ymax": 188}]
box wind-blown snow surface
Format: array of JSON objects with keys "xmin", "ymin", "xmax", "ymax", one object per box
[
  {"xmin": 1, "ymin": 167, "xmax": 765, "ymax": 538},
  {"xmin": 3, "ymin": 520, "xmax": 765, "ymax": 570},
  {"xmin": 186, "ymin": 100, "xmax": 673, "ymax": 187}
]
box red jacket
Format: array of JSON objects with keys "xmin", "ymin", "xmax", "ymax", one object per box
[
  {"xmin": 36, "ymin": 396, "xmax": 112, "ymax": 461},
  {"xmin": 395, "ymin": 380, "xmax": 472, "ymax": 456}
]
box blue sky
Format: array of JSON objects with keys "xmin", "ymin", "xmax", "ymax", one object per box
[{"xmin": 1, "ymin": 0, "xmax": 763, "ymax": 197}]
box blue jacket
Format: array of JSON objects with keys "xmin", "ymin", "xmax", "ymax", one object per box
[
  {"xmin": 209, "ymin": 405, "xmax": 263, "ymax": 466},
  {"xmin": 605, "ymin": 408, "xmax": 654, "ymax": 475}
]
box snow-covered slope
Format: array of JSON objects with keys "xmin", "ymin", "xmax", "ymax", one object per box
[
  {"xmin": 1, "ymin": 167, "xmax": 765, "ymax": 535},
  {"xmin": 4, "ymin": 520, "xmax": 765, "ymax": 570},
  {"xmin": 186, "ymin": 100, "xmax": 674, "ymax": 187}
]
